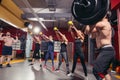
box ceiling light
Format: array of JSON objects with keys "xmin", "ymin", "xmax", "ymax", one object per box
[{"xmin": 33, "ymin": 27, "xmax": 40, "ymax": 34}]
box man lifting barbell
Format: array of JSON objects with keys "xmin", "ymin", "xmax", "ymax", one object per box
[
  {"xmin": 71, "ymin": 0, "xmax": 115, "ymax": 80},
  {"xmin": 84, "ymin": 12, "xmax": 115, "ymax": 80}
]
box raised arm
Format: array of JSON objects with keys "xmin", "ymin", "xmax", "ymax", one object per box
[
  {"xmin": 33, "ymin": 35, "xmax": 41, "ymax": 44},
  {"xmin": 62, "ymin": 35, "xmax": 68, "ymax": 44},
  {"xmin": 58, "ymin": 31, "xmax": 68, "ymax": 41},
  {"xmin": 68, "ymin": 21, "xmax": 81, "ymax": 36},
  {"xmin": 84, "ymin": 25, "xmax": 92, "ymax": 34},
  {"xmin": 13, "ymin": 36, "xmax": 18, "ymax": 43},
  {"xmin": 54, "ymin": 27, "xmax": 68, "ymax": 44},
  {"xmin": 84, "ymin": 25, "xmax": 97, "ymax": 34},
  {"xmin": 55, "ymin": 31, "xmax": 62, "ymax": 41},
  {"xmin": 68, "ymin": 22, "xmax": 84, "ymax": 40},
  {"xmin": 40, "ymin": 34, "xmax": 50, "ymax": 41},
  {"xmin": 90, "ymin": 33, "xmax": 97, "ymax": 39},
  {"xmin": 77, "ymin": 30, "xmax": 84, "ymax": 40}
]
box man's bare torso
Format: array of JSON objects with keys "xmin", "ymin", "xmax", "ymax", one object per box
[
  {"xmin": 94, "ymin": 19, "xmax": 112, "ymax": 48},
  {"xmin": 3, "ymin": 36, "xmax": 14, "ymax": 46}
]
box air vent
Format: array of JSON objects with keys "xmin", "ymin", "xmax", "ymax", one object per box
[{"xmin": 48, "ymin": 0, "xmax": 56, "ymax": 11}]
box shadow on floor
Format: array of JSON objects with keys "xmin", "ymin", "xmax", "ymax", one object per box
[{"xmin": 58, "ymin": 76, "xmax": 84, "ymax": 80}]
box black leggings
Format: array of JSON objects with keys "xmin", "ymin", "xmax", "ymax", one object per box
[
  {"xmin": 45, "ymin": 51, "xmax": 54, "ymax": 66},
  {"xmin": 33, "ymin": 49, "xmax": 40, "ymax": 59},
  {"xmin": 57, "ymin": 52, "xmax": 69, "ymax": 72},
  {"xmin": 71, "ymin": 51, "xmax": 87, "ymax": 76}
]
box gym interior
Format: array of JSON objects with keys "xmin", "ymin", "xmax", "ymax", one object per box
[{"xmin": 0, "ymin": 0, "xmax": 120, "ymax": 80}]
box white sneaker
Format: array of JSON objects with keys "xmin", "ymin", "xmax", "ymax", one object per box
[
  {"xmin": 111, "ymin": 70, "xmax": 116, "ymax": 73},
  {"xmin": 67, "ymin": 72, "xmax": 74, "ymax": 77}
]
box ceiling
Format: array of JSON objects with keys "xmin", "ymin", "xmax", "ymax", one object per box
[
  {"xmin": 13, "ymin": 0, "xmax": 75, "ymax": 29},
  {"xmin": 0, "ymin": 19, "xmax": 25, "ymax": 35}
]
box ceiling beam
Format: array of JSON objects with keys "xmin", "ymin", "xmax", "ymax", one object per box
[{"xmin": 22, "ymin": 13, "xmax": 72, "ymax": 19}]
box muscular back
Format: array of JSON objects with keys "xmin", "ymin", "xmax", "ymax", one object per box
[{"xmin": 94, "ymin": 19, "xmax": 112, "ymax": 48}]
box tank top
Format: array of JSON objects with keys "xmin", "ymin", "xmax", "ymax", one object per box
[
  {"xmin": 74, "ymin": 38, "xmax": 82, "ymax": 52},
  {"xmin": 35, "ymin": 43, "xmax": 40, "ymax": 50},
  {"xmin": 60, "ymin": 43, "xmax": 67, "ymax": 52}
]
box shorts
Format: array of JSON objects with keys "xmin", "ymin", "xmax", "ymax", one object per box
[
  {"xmin": 2, "ymin": 46, "xmax": 12, "ymax": 55},
  {"xmin": 33, "ymin": 49, "xmax": 41, "ymax": 59},
  {"xmin": 93, "ymin": 46, "xmax": 115, "ymax": 74}
]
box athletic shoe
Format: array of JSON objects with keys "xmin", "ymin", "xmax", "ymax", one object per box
[
  {"xmin": 111, "ymin": 70, "xmax": 116, "ymax": 73},
  {"xmin": 67, "ymin": 72, "xmax": 74, "ymax": 77},
  {"xmin": 6, "ymin": 64, "xmax": 11, "ymax": 67},
  {"xmin": 11, "ymin": 58, "xmax": 13, "ymax": 61},
  {"xmin": 52, "ymin": 66, "xmax": 55, "ymax": 71},
  {"xmin": 0, "ymin": 64, "xmax": 3, "ymax": 68},
  {"xmin": 29, "ymin": 63, "xmax": 33, "ymax": 65},
  {"xmin": 66, "ymin": 71, "xmax": 70, "ymax": 75},
  {"xmin": 55, "ymin": 68, "xmax": 60, "ymax": 72},
  {"xmin": 40, "ymin": 64, "xmax": 42, "ymax": 67}
]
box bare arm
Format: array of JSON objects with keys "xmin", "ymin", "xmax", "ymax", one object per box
[
  {"xmin": 70, "ymin": 26, "xmax": 82, "ymax": 37},
  {"xmin": 41, "ymin": 34, "xmax": 50, "ymax": 41},
  {"xmin": 41, "ymin": 34, "xmax": 48, "ymax": 40},
  {"xmin": 55, "ymin": 31, "xmax": 62, "ymax": 41},
  {"xmin": 77, "ymin": 31, "xmax": 84, "ymax": 40},
  {"xmin": 70, "ymin": 31, "xmax": 75, "ymax": 39},
  {"xmin": 58, "ymin": 31, "xmax": 68, "ymax": 44},
  {"xmin": 70, "ymin": 26, "xmax": 85, "ymax": 41},
  {"xmin": 33, "ymin": 36, "xmax": 41, "ymax": 44},
  {"xmin": 95, "ymin": 22, "xmax": 104, "ymax": 30},
  {"xmin": 90, "ymin": 33, "xmax": 97, "ymax": 39},
  {"xmin": 13, "ymin": 36, "xmax": 18, "ymax": 43},
  {"xmin": 33, "ymin": 37, "xmax": 36, "ymax": 42},
  {"xmin": 62, "ymin": 35, "xmax": 68, "ymax": 45},
  {"xmin": 90, "ymin": 22, "xmax": 104, "ymax": 33},
  {"xmin": 84, "ymin": 25, "xmax": 96, "ymax": 34}
]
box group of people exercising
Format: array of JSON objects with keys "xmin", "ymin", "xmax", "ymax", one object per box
[
  {"xmin": 29, "ymin": 13, "xmax": 115, "ymax": 80},
  {"xmin": 0, "ymin": 13, "xmax": 115, "ymax": 80},
  {"xmin": 29, "ymin": 22, "xmax": 87, "ymax": 78}
]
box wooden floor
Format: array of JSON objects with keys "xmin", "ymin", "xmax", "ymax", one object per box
[{"xmin": 0, "ymin": 59, "xmax": 119, "ymax": 80}]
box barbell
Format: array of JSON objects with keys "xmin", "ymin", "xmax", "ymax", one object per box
[{"xmin": 71, "ymin": 0, "xmax": 110, "ymax": 25}]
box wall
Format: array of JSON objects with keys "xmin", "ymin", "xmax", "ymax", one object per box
[
  {"xmin": 112, "ymin": 25, "xmax": 119, "ymax": 59},
  {"xmin": 111, "ymin": 0, "xmax": 120, "ymax": 60},
  {"xmin": 111, "ymin": 0, "xmax": 120, "ymax": 9},
  {"xmin": 117, "ymin": 8, "xmax": 120, "ymax": 60}
]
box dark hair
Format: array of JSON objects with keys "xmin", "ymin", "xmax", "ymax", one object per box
[{"xmin": 105, "ymin": 10, "xmax": 111, "ymax": 21}]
